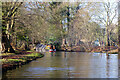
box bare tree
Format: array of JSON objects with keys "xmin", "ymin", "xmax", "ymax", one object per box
[{"xmin": 92, "ymin": 2, "xmax": 118, "ymax": 46}]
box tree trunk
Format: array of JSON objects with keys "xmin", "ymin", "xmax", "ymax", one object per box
[
  {"xmin": 2, "ymin": 33, "xmax": 15, "ymax": 53},
  {"xmin": 62, "ymin": 38, "xmax": 66, "ymax": 46},
  {"xmin": 106, "ymin": 25, "xmax": 110, "ymax": 46},
  {"xmin": 107, "ymin": 34, "xmax": 110, "ymax": 46}
]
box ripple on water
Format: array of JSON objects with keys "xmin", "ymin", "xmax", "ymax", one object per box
[{"xmin": 27, "ymin": 67, "xmax": 74, "ymax": 71}]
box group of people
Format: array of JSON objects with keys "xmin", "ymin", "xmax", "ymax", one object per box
[{"xmin": 49, "ymin": 44, "xmax": 56, "ymax": 50}]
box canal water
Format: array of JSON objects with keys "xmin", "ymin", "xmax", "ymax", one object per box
[{"xmin": 3, "ymin": 52, "xmax": 118, "ymax": 78}]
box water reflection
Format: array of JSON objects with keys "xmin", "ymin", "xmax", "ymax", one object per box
[{"xmin": 4, "ymin": 52, "xmax": 118, "ymax": 78}]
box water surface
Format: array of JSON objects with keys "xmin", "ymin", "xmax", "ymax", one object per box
[{"xmin": 4, "ymin": 52, "xmax": 118, "ymax": 78}]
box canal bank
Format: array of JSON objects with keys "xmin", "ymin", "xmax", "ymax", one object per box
[{"xmin": 1, "ymin": 50, "xmax": 44, "ymax": 73}]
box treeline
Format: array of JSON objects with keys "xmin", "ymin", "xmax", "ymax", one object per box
[{"xmin": 1, "ymin": 2, "xmax": 118, "ymax": 53}]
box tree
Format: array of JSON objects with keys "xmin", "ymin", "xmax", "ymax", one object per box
[
  {"xmin": 2, "ymin": 2, "xmax": 23, "ymax": 52},
  {"xmin": 92, "ymin": 2, "xmax": 118, "ymax": 46},
  {"xmin": 66, "ymin": 2, "xmax": 101, "ymax": 47},
  {"xmin": 17, "ymin": 2, "xmax": 65, "ymax": 45}
]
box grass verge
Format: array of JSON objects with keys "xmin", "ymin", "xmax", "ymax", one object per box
[{"xmin": 1, "ymin": 51, "xmax": 44, "ymax": 73}]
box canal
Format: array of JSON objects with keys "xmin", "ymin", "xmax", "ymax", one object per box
[{"xmin": 3, "ymin": 52, "xmax": 118, "ymax": 78}]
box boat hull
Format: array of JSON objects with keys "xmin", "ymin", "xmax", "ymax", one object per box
[{"xmin": 49, "ymin": 49, "xmax": 56, "ymax": 52}]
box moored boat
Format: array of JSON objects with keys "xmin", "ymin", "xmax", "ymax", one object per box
[
  {"xmin": 49, "ymin": 49, "xmax": 56, "ymax": 52},
  {"xmin": 46, "ymin": 44, "xmax": 56, "ymax": 52}
]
